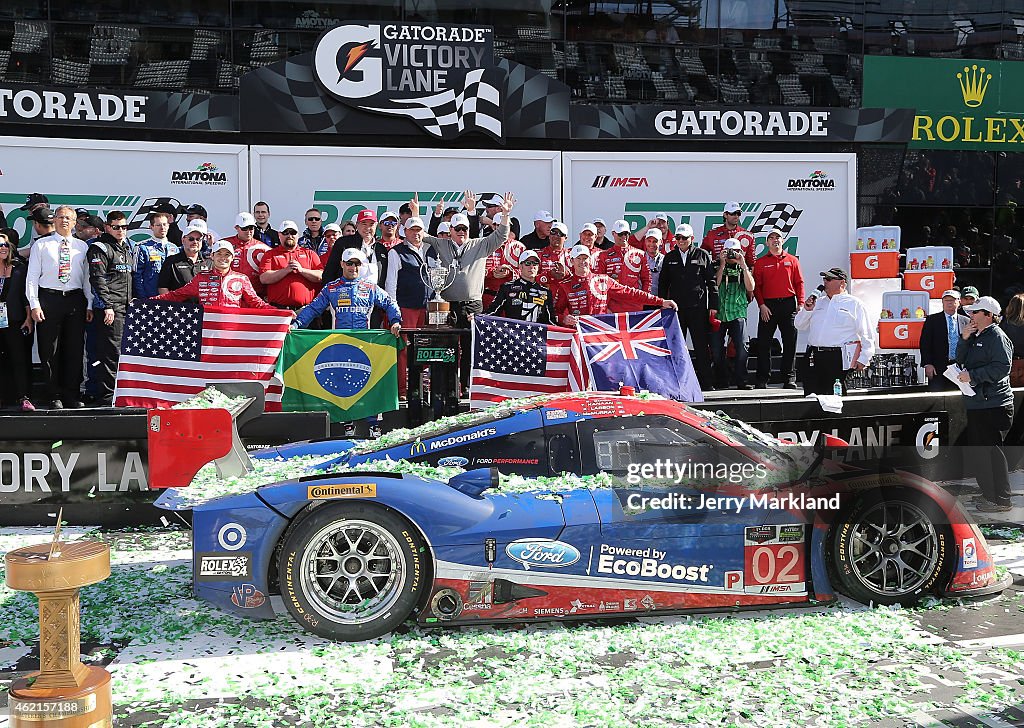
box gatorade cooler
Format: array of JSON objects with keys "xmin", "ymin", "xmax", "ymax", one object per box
[
  {"xmin": 878, "ymin": 291, "xmax": 929, "ymax": 348},
  {"xmin": 851, "ymin": 225, "xmax": 901, "ymax": 279},
  {"xmin": 903, "ymin": 246, "xmax": 954, "ymax": 298}
]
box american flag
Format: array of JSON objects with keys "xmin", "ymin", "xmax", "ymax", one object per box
[
  {"xmin": 113, "ymin": 300, "xmax": 291, "ymax": 410},
  {"xmin": 470, "ymin": 315, "xmax": 590, "ymax": 409}
]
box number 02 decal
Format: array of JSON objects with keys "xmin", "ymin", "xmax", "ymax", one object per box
[{"xmin": 749, "ymin": 545, "xmax": 801, "ymax": 584}]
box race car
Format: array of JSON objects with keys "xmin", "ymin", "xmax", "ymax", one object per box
[{"xmin": 149, "ymin": 392, "xmax": 1009, "ymax": 642}]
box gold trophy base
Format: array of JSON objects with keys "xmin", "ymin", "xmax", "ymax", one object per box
[
  {"xmin": 9, "ymin": 665, "xmax": 112, "ymax": 727},
  {"xmin": 427, "ymin": 300, "xmax": 451, "ymax": 328}
]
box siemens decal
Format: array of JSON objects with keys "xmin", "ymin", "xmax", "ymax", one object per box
[
  {"xmin": 428, "ymin": 428, "xmax": 497, "ymax": 450},
  {"xmin": 596, "ymin": 544, "xmax": 713, "ymax": 583}
]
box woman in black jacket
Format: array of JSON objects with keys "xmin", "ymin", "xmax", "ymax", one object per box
[{"xmin": 0, "ymin": 232, "xmax": 35, "ymax": 411}]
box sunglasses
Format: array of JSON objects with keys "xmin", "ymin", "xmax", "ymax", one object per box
[
  {"xmin": 0, "ymin": 242, "xmax": 9, "ymax": 248},
  {"xmin": 452, "ymin": 226, "xmax": 469, "ymax": 232},
  {"xmin": 240, "ymin": 225, "xmax": 255, "ymax": 231},
  {"xmin": 185, "ymin": 235, "xmax": 204, "ymax": 242},
  {"xmin": 521, "ymin": 260, "xmax": 540, "ymax": 266},
  {"xmin": 725, "ymin": 211, "xmax": 741, "ymax": 216},
  {"xmin": 109, "ymin": 224, "xmax": 128, "ymax": 230},
  {"xmin": 282, "ymin": 230, "xmax": 298, "ymax": 235},
  {"xmin": 549, "ymin": 231, "xmax": 566, "ymax": 237},
  {"xmin": 382, "ymin": 220, "xmax": 398, "ymax": 226},
  {"xmin": 307, "ymin": 217, "xmax": 321, "ymax": 222},
  {"xmin": 344, "ymin": 260, "xmax": 362, "ymax": 267}
]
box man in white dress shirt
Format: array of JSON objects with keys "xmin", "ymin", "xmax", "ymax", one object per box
[
  {"xmin": 26, "ymin": 205, "xmax": 94, "ymax": 409},
  {"xmin": 794, "ymin": 267, "xmax": 876, "ymax": 396}
]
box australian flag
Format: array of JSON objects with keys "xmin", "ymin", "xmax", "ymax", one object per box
[{"xmin": 577, "ymin": 309, "xmax": 703, "ymax": 403}]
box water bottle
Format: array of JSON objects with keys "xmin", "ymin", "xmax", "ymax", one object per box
[
  {"xmin": 833, "ymin": 378, "xmax": 842, "ymax": 397},
  {"xmin": 422, "ymin": 368, "xmax": 431, "ymax": 406}
]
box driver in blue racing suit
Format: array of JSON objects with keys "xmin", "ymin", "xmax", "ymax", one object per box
[{"xmin": 293, "ymin": 248, "xmax": 402, "ymax": 335}]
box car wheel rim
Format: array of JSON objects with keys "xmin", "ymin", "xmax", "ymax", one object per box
[
  {"xmin": 301, "ymin": 519, "xmax": 406, "ymax": 625},
  {"xmin": 847, "ymin": 501, "xmax": 940, "ymax": 597}
]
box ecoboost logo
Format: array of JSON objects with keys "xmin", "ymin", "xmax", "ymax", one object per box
[
  {"xmin": 171, "ymin": 162, "xmax": 227, "ymax": 186},
  {"xmin": 787, "ymin": 170, "xmax": 835, "ymax": 191}
]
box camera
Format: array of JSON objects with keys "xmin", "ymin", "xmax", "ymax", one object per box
[{"xmin": 726, "ymin": 250, "xmax": 739, "ymax": 260}]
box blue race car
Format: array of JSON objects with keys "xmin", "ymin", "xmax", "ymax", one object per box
[{"xmin": 150, "ymin": 392, "xmax": 1008, "ymax": 641}]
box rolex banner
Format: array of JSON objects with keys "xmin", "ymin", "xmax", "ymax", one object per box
[{"xmin": 277, "ymin": 330, "xmax": 401, "ymax": 422}]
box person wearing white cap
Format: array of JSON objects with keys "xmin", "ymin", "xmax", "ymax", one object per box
[
  {"xmin": 552, "ymin": 244, "xmax": 676, "ymax": 326},
  {"xmin": 520, "ymin": 209, "xmax": 556, "ymax": 251},
  {"xmin": 920, "ymin": 289, "xmax": 968, "ymax": 391},
  {"xmin": 711, "ymin": 239, "xmax": 755, "ymax": 390},
  {"xmin": 294, "ymin": 247, "xmax": 401, "ymax": 334},
  {"xmin": 485, "ymin": 248, "xmax": 555, "ymax": 324},
  {"xmin": 596, "ymin": 224, "xmax": 651, "ymax": 300},
  {"xmin": 536, "ymin": 221, "xmax": 572, "ymax": 288},
  {"xmin": 378, "ymin": 211, "xmax": 402, "ymax": 249},
  {"xmin": 482, "ymin": 214, "xmax": 524, "ymax": 310},
  {"xmin": 222, "ymin": 211, "xmax": 271, "ymax": 294},
  {"xmin": 133, "ymin": 211, "xmax": 181, "ymax": 299},
  {"xmin": 426, "ymin": 190, "xmax": 482, "ymax": 238},
  {"xmin": 702, "ymin": 201, "xmax": 754, "ymax": 268},
  {"xmin": 627, "ymin": 213, "xmax": 670, "ymax": 250},
  {"xmin": 480, "ymin": 193, "xmax": 520, "ymax": 239},
  {"xmin": 154, "ymin": 240, "xmax": 274, "ymax": 310},
  {"xmin": 658, "ymin": 223, "xmax": 717, "ymax": 389},
  {"xmin": 593, "ymin": 219, "xmax": 613, "ymax": 250},
  {"xmin": 643, "ymin": 229, "xmax": 665, "ymax": 297},
  {"xmin": 956, "ymin": 294, "xmax": 1015, "ymax": 512},
  {"xmin": 753, "ymin": 228, "xmax": 805, "ymax": 389}
]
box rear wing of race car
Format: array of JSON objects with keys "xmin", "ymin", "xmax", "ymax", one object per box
[{"xmin": 147, "ymin": 383, "xmax": 262, "ymax": 488}]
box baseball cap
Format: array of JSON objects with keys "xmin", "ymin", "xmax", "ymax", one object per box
[
  {"xmin": 534, "ymin": 210, "xmax": 555, "ymax": 223},
  {"xmin": 483, "ymin": 194, "xmax": 504, "ymax": 206},
  {"xmin": 569, "ymin": 244, "xmax": 592, "ymax": 259},
  {"xmin": 443, "ymin": 206, "xmax": 461, "ymax": 217},
  {"xmin": 235, "ymin": 212, "xmax": 256, "ymax": 228},
  {"xmin": 405, "ymin": 216, "xmax": 425, "ymax": 230},
  {"xmin": 437, "ymin": 221, "xmax": 451, "ymax": 234},
  {"xmin": 724, "ymin": 238, "xmax": 743, "ymax": 250},
  {"xmin": 960, "ymin": 285, "xmax": 981, "ymax": 299},
  {"xmin": 342, "ymin": 248, "xmax": 368, "ymax": 264},
  {"xmin": 518, "ymin": 249, "xmax": 541, "ymax": 264},
  {"xmin": 941, "ymin": 289, "xmax": 961, "ymax": 299},
  {"xmin": 450, "ymin": 213, "xmax": 470, "ymax": 228},
  {"xmin": 20, "ymin": 193, "xmax": 49, "ymax": 211},
  {"xmin": 820, "ymin": 267, "xmax": 848, "ymax": 281},
  {"xmin": 75, "ymin": 207, "xmax": 90, "ymax": 217},
  {"xmin": 724, "ymin": 201, "xmax": 742, "ymax": 214},
  {"xmin": 31, "ymin": 207, "xmax": 54, "ymax": 224},
  {"xmin": 767, "ymin": 228, "xmax": 785, "ymax": 238},
  {"xmin": 324, "ymin": 222, "xmax": 343, "ymax": 234},
  {"xmin": 551, "ymin": 222, "xmax": 569, "ymax": 236},
  {"xmin": 279, "ymin": 220, "xmax": 299, "ymax": 233},
  {"xmin": 184, "ymin": 203, "xmax": 208, "ymax": 218},
  {"xmin": 153, "ymin": 201, "xmax": 180, "ymax": 215},
  {"xmin": 964, "ymin": 295, "xmax": 1001, "ymax": 315},
  {"xmin": 211, "ymin": 240, "xmax": 234, "ymax": 255},
  {"xmin": 380, "ymin": 211, "xmax": 399, "ymax": 223},
  {"xmin": 593, "ymin": 218, "xmax": 606, "ymax": 226},
  {"xmin": 612, "ymin": 220, "xmax": 631, "ymax": 234},
  {"xmin": 644, "ymin": 228, "xmax": 663, "ymax": 241},
  {"xmin": 675, "ymin": 223, "xmax": 694, "ymax": 238},
  {"xmin": 399, "ymin": 203, "xmax": 413, "ymax": 216},
  {"xmin": 580, "ymin": 223, "xmax": 597, "ymax": 234},
  {"xmin": 655, "ymin": 213, "xmax": 669, "ymax": 222},
  {"xmin": 356, "ymin": 209, "xmax": 378, "ymax": 223},
  {"xmin": 186, "ymin": 219, "xmax": 208, "ymax": 235},
  {"xmin": 86, "ymin": 215, "xmax": 105, "ymax": 230}
]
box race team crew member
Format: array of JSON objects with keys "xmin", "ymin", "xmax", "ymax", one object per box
[
  {"xmin": 154, "ymin": 241, "xmax": 274, "ymax": 310},
  {"xmin": 536, "ymin": 221, "xmax": 571, "ymax": 287},
  {"xmin": 597, "ymin": 225, "xmax": 651, "ymax": 294},
  {"xmin": 482, "ymin": 232, "xmax": 525, "ymax": 310},
  {"xmin": 224, "ymin": 212, "xmax": 271, "ymax": 294},
  {"xmin": 485, "ymin": 249, "xmax": 555, "ymax": 324},
  {"xmin": 134, "ymin": 213, "xmax": 181, "ymax": 299},
  {"xmin": 702, "ymin": 201, "xmax": 755, "ymax": 268},
  {"xmin": 794, "ymin": 267, "xmax": 876, "ymax": 396},
  {"xmin": 627, "ymin": 213, "xmax": 671, "ymax": 251},
  {"xmin": 158, "ymin": 226, "xmax": 208, "ymax": 294},
  {"xmin": 258, "ymin": 220, "xmax": 323, "ymax": 311},
  {"xmin": 553, "ymin": 245, "xmax": 676, "ymax": 326},
  {"xmin": 88, "ymin": 211, "xmax": 134, "ymax": 405},
  {"xmin": 752, "ymin": 228, "xmax": 805, "ymax": 389},
  {"xmin": 293, "ymin": 248, "xmax": 401, "ymax": 334}
]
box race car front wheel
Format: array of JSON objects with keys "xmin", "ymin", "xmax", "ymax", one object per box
[
  {"xmin": 279, "ymin": 502, "xmax": 427, "ymax": 640},
  {"xmin": 830, "ymin": 489, "xmax": 952, "ymax": 606}
]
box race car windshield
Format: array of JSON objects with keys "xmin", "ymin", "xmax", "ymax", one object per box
[{"xmin": 689, "ymin": 408, "xmax": 798, "ymax": 473}]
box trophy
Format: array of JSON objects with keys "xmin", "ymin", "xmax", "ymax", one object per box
[{"xmin": 420, "ymin": 259, "xmax": 458, "ymax": 328}]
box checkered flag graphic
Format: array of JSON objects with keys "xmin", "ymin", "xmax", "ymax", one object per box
[
  {"xmin": 748, "ymin": 203, "xmax": 803, "ymax": 235},
  {"xmin": 364, "ymin": 68, "xmax": 504, "ymax": 139},
  {"xmin": 127, "ymin": 197, "xmax": 182, "ymax": 231}
]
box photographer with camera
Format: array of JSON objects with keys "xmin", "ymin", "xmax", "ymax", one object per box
[{"xmin": 712, "ymin": 239, "xmax": 755, "ymax": 390}]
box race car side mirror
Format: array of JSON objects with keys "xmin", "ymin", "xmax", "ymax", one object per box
[{"xmin": 447, "ymin": 467, "xmax": 501, "ymax": 499}]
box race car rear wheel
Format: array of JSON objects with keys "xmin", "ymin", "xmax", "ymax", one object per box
[
  {"xmin": 279, "ymin": 502, "xmax": 427, "ymax": 640},
  {"xmin": 830, "ymin": 490, "xmax": 952, "ymax": 606}
]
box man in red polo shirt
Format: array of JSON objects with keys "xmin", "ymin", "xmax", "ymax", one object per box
[
  {"xmin": 702, "ymin": 202, "xmax": 755, "ymax": 268},
  {"xmin": 752, "ymin": 228, "xmax": 805, "ymax": 388},
  {"xmin": 258, "ymin": 219, "xmax": 324, "ymax": 324}
]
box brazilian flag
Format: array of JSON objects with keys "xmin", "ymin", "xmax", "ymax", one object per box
[{"xmin": 277, "ymin": 330, "xmax": 401, "ymax": 422}]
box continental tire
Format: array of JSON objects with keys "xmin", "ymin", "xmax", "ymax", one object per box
[{"xmin": 279, "ymin": 502, "xmax": 426, "ymax": 640}]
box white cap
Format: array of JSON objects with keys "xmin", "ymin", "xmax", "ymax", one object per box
[
  {"xmin": 324, "ymin": 222, "xmax": 343, "ymax": 233},
  {"xmin": 612, "ymin": 220, "xmax": 630, "ymax": 234},
  {"xmin": 964, "ymin": 295, "xmax": 1002, "ymax": 315},
  {"xmin": 210, "ymin": 240, "xmax": 234, "ymax": 255},
  {"xmin": 483, "ymin": 194, "xmax": 504, "ymax": 206},
  {"xmin": 724, "ymin": 238, "xmax": 743, "ymax": 250},
  {"xmin": 724, "ymin": 201, "xmax": 742, "ymax": 214},
  {"xmin": 437, "ymin": 221, "xmax": 451, "ymax": 234},
  {"xmin": 655, "ymin": 213, "xmax": 669, "ymax": 221},
  {"xmin": 534, "ymin": 210, "xmax": 554, "ymax": 223},
  {"xmin": 767, "ymin": 227, "xmax": 785, "ymax": 239},
  {"xmin": 518, "ymin": 249, "xmax": 541, "ymax": 264},
  {"xmin": 675, "ymin": 223, "xmax": 694, "ymax": 238},
  {"xmin": 380, "ymin": 211, "xmax": 399, "ymax": 223},
  {"xmin": 551, "ymin": 221, "xmax": 569, "ymax": 236},
  {"xmin": 186, "ymin": 219, "xmax": 208, "ymax": 235},
  {"xmin": 593, "ymin": 218, "xmax": 606, "ymax": 226},
  {"xmin": 941, "ymin": 289, "xmax": 961, "ymax": 299},
  {"xmin": 405, "ymin": 216, "xmax": 424, "ymax": 230},
  {"xmin": 492, "ymin": 212, "xmax": 504, "ymax": 226},
  {"xmin": 569, "ymin": 244, "xmax": 592, "ymax": 259},
  {"xmin": 279, "ymin": 219, "xmax": 299, "ymax": 233},
  {"xmin": 342, "ymin": 248, "xmax": 368, "ymax": 264},
  {"xmin": 235, "ymin": 212, "xmax": 256, "ymax": 228},
  {"xmin": 580, "ymin": 223, "xmax": 597, "ymax": 234},
  {"xmin": 644, "ymin": 228, "xmax": 663, "ymax": 241},
  {"xmin": 450, "ymin": 213, "xmax": 470, "ymax": 228}
]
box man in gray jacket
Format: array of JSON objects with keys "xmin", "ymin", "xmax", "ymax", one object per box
[{"xmin": 411, "ymin": 191, "xmax": 516, "ymax": 393}]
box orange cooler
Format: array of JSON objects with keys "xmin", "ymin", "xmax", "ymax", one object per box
[
  {"xmin": 851, "ymin": 250, "xmax": 900, "ymax": 278},
  {"xmin": 878, "ymin": 291, "xmax": 929, "ymax": 348}
]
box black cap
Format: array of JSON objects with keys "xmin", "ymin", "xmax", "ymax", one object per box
[
  {"xmin": 19, "ymin": 193, "xmax": 49, "ymax": 211},
  {"xmin": 75, "ymin": 207, "xmax": 90, "ymax": 217},
  {"xmin": 87, "ymin": 214, "xmax": 105, "ymax": 229},
  {"xmin": 443, "ymin": 206, "xmax": 460, "ymax": 217},
  {"xmin": 31, "ymin": 206, "xmax": 54, "ymax": 224},
  {"xmin": 1, "ymin": 226, "xmax": 21, "ymax": 248},
  {"xmin": 184, "ymin": 203, "xmax": 208, "ymax": 218},
  {"xmin": 819, "ymin": 267, "xmax": 848, "ymax": 282},
  {"xmin": 399, "ymin": 203, "xmax": 412, "ymax": 215},
  {"xmin": 153, "ymin": 201, "xmax": 180, "ymax": 215}
]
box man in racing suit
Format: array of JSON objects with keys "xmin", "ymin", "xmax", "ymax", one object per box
[
  {"xmin": 702, "ymin": 201, "xmax": 755, "ymax": 268},
  {"xmin": 294, "ymin": 248, "xmax": 402, "ymax": 334},
  {"xmin": 553, "ymin": 245, "xmax": 677, "ymax": 326},
  {"xmin": 536, "ymin": 221, "xmax": 571, "ymax": 288},
  {"xmin": 485, "ymin": 249, "xmax": 556, "ymax": 324},
  {"xmin": 153, "ymin": 241, "xmax": 275, "ymax": 310},
  {"xmin": 134, "ymin": 212, "xmax": 181, "ymax": 299},
  {"xmin": 596, "ymin": 226, "xmax": 652, "ymax": 298},
  {"xmin": 482, "ymin": 229, "xmax": 524, "ymax": 310}
]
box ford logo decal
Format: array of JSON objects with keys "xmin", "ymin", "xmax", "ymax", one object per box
[
  {"xmin": 505, "ymin": 539, "xmax": 581, "ymax": 570},
  {"xmin": 437, "ymin": 456, "xmax": 469, "ymax": 467}
]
